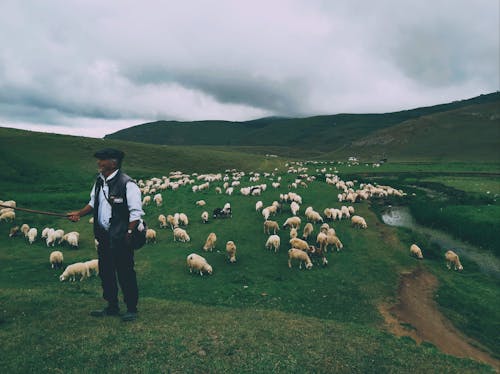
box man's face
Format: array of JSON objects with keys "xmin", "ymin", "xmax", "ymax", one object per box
[{"xmin": 97, "ymin": 158, "xmax": 117, "ymax": 174}]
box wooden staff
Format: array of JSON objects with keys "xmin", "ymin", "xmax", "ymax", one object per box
[{"xmin": 0, "ymin": 204, "xmax": 70, "ymax": 217}]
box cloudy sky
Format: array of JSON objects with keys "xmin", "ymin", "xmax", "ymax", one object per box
[{"xmin": 0, "ymin": 0, "xmax": 498, "ymax": 138}]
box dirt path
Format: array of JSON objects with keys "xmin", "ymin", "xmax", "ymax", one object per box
[{"xmin": 379, "ymin": 268, "xmax": 499, "ymax": 371}]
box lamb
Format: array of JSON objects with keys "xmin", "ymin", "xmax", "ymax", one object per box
[
  {"xmin": 146, "ymin": 229, "xmax": 157, "ymax": 243},
  {"xmin": 187, "ymin": 253, "xmax": 213, "ymax": 276},
  {"xmin": 289, "ymin": 237, "xmax": 309, "ymax": 251},
  {"xmin": 445, "ymin": 250, "xmax": 463, "ymax": 271},
  {"xmin": 27, "ymin": 228, "xmax": 38, "ymax": 244},
  {"xmin": 203, "ymin": 232, "xmax": 217, "ymax": 252},
  {"xmin": 49, "ymin": 251, "xmax": 64, "ymax": 269},
  {"xmin": 85, "ymin": 259, "xmax": 99, "ymax": 276},
  {"xmin": 288, "ymin": 248, "xmax": 313, "ymax": 270},
  {"xmin": 410, "ymin": 244, "xmax": 424, "ymax": 259},
  {"xmin": 283, "ymin": 216, "xmax": 301, "ymax": 230},
  {"xmin": 265, "ymin": 235, "xmax": 280, "ymax": 253},
  {"xmin": 201, "ymin": 211, "xmax": 209, "ymax": 223},
  {"xmin": 59, "ymin": 262, "xmax": 89, "ymax": 282},
  {"xmin": 264, "ymin": 220, "xmax": 279, "ymax": 235},
  {"xmin": 302, "ymin": 223, "xmax": 314, "ymax": 240},
  {"xmin": 306, "ymin": 245, "xmax": 328, "ymax": 266},
  {"xmin": 21, "ymin": 224, "xmax": 30, "ymax": 238},
  {"xmin": 173, "ymin": 227, "xmax": 190, "ymax": 242},
  {"xmin": 226, "ymin": 241, "xmax": 237, "ymax": 263},
  {"xmin": 351, "ymin": 215, "xmax": 368, "ymax": 229},
  {"xmin": 62, "ymin": 231, "xmax": 79, "ymax": 248},
  {"xmin": 0, "ymin": 210, "xmax": 15, "ymax": 222},
  {"xmin": 9, "ymin": 225, "xmax": 20, "ymax": 237},
  {"xmin": 196, "ymin": 200, "xmax": 206, "ymax": 207}
]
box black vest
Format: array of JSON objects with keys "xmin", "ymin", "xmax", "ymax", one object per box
[{"xmin": 93, "ymin": 171, "xmax": 134, "ymax": 245}]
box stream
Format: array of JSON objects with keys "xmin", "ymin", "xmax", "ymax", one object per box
[{"xmin": 381, "ymin": 206, "xmax": 500, "ymax": 278}]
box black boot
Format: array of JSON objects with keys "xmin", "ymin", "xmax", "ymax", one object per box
[
  {"xmin": 90, "ymin": 305, "xmax": 120, "ymax": 317},
  {"xmin": 121, "ymin": 310, "xmax": 138, "ymax": 322}
]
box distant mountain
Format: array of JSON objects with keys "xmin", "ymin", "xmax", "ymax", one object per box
[{"xmin": 105, "ymin": 92, "xmax": 500, "ymax": 159}]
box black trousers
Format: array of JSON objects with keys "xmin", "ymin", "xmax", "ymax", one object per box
[{"xmin": 97, "ymin": 232, "xmax": 138, "ymax": 312}]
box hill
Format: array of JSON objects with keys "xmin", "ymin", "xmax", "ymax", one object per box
[{"xmin": 105, "ymin": 92, "xmax": 500, "ymax": 161}]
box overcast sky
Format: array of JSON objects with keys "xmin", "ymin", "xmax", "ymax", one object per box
[{"xmin": 0, "ymin": 0, "xmax": 498, "ymax": 138}]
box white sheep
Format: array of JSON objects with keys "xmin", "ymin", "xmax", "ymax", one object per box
[
  {"xmin": 158, "ymin": 214, "xmax": 167, "ymax": 228},
  {"xmin": 302, "ymin": 223, "xmax": 314, "ymax": 240},
  {"xmin": 62, "ymin": 231, "xmax": 79, "ymax": 248},
  {"xmin": 21, "ymin": 224, "xmax": 30, "ymax": 238},
  {"xmin": 196, "ymin": 200, "xmax": 206, "ymax": 207},
  {"xmin": 153, "ymin": 193, "xmax": 163, "ymax": 206},
  {"xmin": 146, "ymin": 229, "xmax": 157, "ymax": 243},
  {"xmin": 49, "ymin": 251, "xmax": 64, "ymax": 269},
  {"xmin": 289, "ymin": 237, "xmax": 309, "ymax": 251},
  {"xmin": 290, "ymin": 201, "xmax": 300, "ymax": 216},
  {"xmin": 290, "ymin": 227, "xmax": 298, "ymax": 239},
  {"xmin": 85, "ymin": 259, "xmax": 99, "ymax": 276},
  {"xmin": 445, "ymin": 250, "xmax": 463, "ymax": 271},
  {"xmin": 283, "ymin": 216, "xmax": 301, "ymax": 230},
  {"xmin": 226, "ymin": 241, "xmax": 237, "ymax": 263},
  {"xmin": 410, "ymin": 244, "xmax": 424, "ymax": 259},
  {"xmin": 173, "ymin": 227, "xmax": 190, "ymax": 242},
  {"xmin": 351, "ymin": 215, "xmax": 367, "ymax": 229},
  {"xmin": 201, "ymin": 211, "xmax": 209, "ymax": 223},
  {"xmin": 255, "ymin": 201, "xmax": 263, "ymax": 212},
  {"xmin": 41, "ymin": 227, "xmax": 51, "ymax": 239},
  {"xmin": 179, "ymin": 213, "xmax": 189, "ymax": 226},
  {"xmin": 203, "ymin": 232, "xmax": 217, "ymax": 252},
  {"xmin": 142, "ymin": 196, "xmax": 151, "ymax": 206},
  {"xmin": 265, "ymin": 235, "xmax": 280, "ymax": 253},
  {"xmin": 187, "ymin": 253, "xmax": 213, "ymax": 276},
  {"xmin": 327, "ymin": 233, "xmax": 343, "ymax": 252},
  {"xmin": 0, "ymin": 210, "xmax": 15, "ymax": 222},
  {"xmin": 288, "ymin": 248, "xmax": 313, "ymax": 270},
  {"xmin": 27, "ymin": 228, "xmax": 38, "ymax": 244},
  {"xmin": 59, "ymin": 262, "xmax": 89, "ymax": 282},
  {"xmin": 264, "ymin": 220, "xmax": 279, "ymax": 235}
]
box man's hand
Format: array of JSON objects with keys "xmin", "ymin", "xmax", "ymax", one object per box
[{"xmin": 67, "ymin": 211, "xmax": 81, "ymax": 222}]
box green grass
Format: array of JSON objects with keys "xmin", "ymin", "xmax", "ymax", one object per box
[
  {"xmin": 421, "ymin": 176, "xmax": 500, "ymax": 195},
  {"xmin": 0, "ymin": 128, "xmax": 499, "ymax": 372}
]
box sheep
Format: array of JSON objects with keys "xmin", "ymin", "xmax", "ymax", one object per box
[
  {"xmin": 146, "ymin": 229, "xmax": 157, "ymax": 243},
  {"xmin": 85, "ymin": 259, "xmax": 99, "ymax": 276},
  {"xmin": 262, "ymin": 207, "xmax": 271, "ymax": 221},
  {"xmin": 445, "ymin": 250, "xmax": 463, "ymax": 271},
  {"xmin": 142, "ymin": 196, "xmax": 151, "ymax": 206},
  {"xmin": 410, "ymin": 244, "xmax": 424, "ymax": 259},
  {"xmin": 326, "ymin": 233, "xmax": 343, "ymax": 252},
  {"xmin": 223, "ymin": 203, "xmax": 231, "ymax": 214},
  {"xmin": 226, "ymin": 241, "xmax": 237, "ymax": 263},
  {"xmin": 265, "ymin": 235, "xmax": 280, "ymax": 253},
  {"xmin": 283, "ymin": 216, "xmax": 301, "ymax": 230},
  {"xmin": 89, "ymin": 217, "xmax": 94, "ymax": 224},
  {"xmin": 320, "ymin": 223, "xmax": 330, "ymax": 234},
  {"xmin": 255, "ymin": 201, "xmax": 263, "ymax": 212},
  {"xmin": 166, "ymin": 214, "xmax": 176, "ymax": 229},
  {"xmin": 290, "ymin": 201, "xmax": 300, "ymax": 216},
  {"xmin": 201, "ymin": 211, "xmax": 209, "ymax": 223},
  {"xmin": 307, "ymin": 211, "xmax": 323, "ymax": 224},
  {"xmin": 173, "ymin": 227, "xmax": 190, "ymax": 242},
  {"xmin": 289, "ymin": 238, "xmax": 309, "ymax": 251},
  {"xmin": 351, "ymin": 215, "xmax": 368, "ymax": 229},
  {"xmin": 306, "ymin": 245, "xmax": 328, "ymax": 266},
  {"xmin": 0, "ymin": 210, "xmax": 15, "ymax": 222},
  {"xmin": 323, "ymin": 208, "xmax": 333, "ymax": 221},
  {"xmin": 316, "ymin": 232, "xmax": 328, "ymax": 252},
  {"xmin": 53, "ymin": 229, "xmax": 65, "ymax": 245},
  {"xmin": 49, "ymin": 251, "xmax": 64, "ymax": 269},
  {"xmin": 288, "ymin": 248, "xmax": 313, "ymax": 270},
  {"xmin": 41, "ymin": 227, "xmax": 51, "ymax": 239},
  {"xmin": 62, "ymin": 231, "xmax": 79, "ymax": 248},
  {"xmin": 215, "ymin": 187, "xmax": 222, "ymax": 194},
  {"xmin": 9, "ymin": 226, "xmax": 20, "ymax": 237},
  {"xmin": 21, "ymin": 224, "xmax": 30, "ymax": 238},
  {"xmin": 264, "ymin": 220, "xmax": 279, "ymax": 235},
  {"xmin": 348, "ymin": 206, "xmax": 355, "ymax": 214},
  {"xmin": 59, "ymin": 262, "xmax": 89, "ymax": 282},
  {"xmin": 158, "ymin": 214, "xmax": 167, "ymax": 228},
  {"xmin": 290, "ymin": 227, "xmax": 298, "ymax": 239},
  {"xmin": 187, "ymin": 253, "xmax": 213, "ymax": 276},
  {"xmin": 341, "ymin": 206, "xmax": 351, "ymax": 219},
  {"xmin": 302, "ymin": 223, "xmax": 314, "ymax": 240},
  {"xmin": 153, "ymin": 193, "xmax": 163, "ymax": 206},
  {"xmin": 179, "ymin": 213, "xmax": 189, "ymax": 226},
  {"xmin": 196, "ymin": 200, "xmax": 206, "ymax": 207},
  {"xmin": 27, "ymin": 228, "xmax": 38, "ymax": 244},
  {"xmin": 203, "ymin": 232, "xmax": 217, "ymax": 252}
]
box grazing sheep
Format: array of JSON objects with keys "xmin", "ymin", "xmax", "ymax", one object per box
[
  {"xmin": 59, "ymin": 262, "xmax": 89, "ymax": 282},
  {"xmin": 187, "ymin": 253, "xmax": 213, "ymax": 276},
  {"xmin": 226, "ymin": 241, "xmax": 237, "ymax": 263},
  {"xmin": 41, "ymin": 227, "xmax": 51, "ymax": 239},
  {"xmin": 283, "ymin": 216, "xmax": 301, "ymax": 230},
  {"xmin": 215, "ymin": 187, "xmax": 222, "ymax": 194},
  {"xmin": 21, "ymin": 224, "xmax": 30, "ymax": 238},
  {"xmin": 153, "ymin": 193, "xmax": 163, "ymax": 207},
  {"xmin": 316, "ymin": 232, "xmax": 328, "ymax": 252},
  {"xmin": 262, "ymin": 207, "xmax": 271, "ymax": 221},
  {"xmin": 49, "ymin": 251, "xmax": 64, "ymax": 269},
  {"xmin": 85, "ymin": 259, "xmax": 99, "ymax": 276},
  {"xmin": 167, "ymin": 214, "xmax": 176, "ymax": 229},
  {"xmin": 142, "ymin": 196, "xmax": 151, "ymax": 206},
  {"xmin": 201, "ymin": 211, "xmax": 209, "ymax": 223},
  {"xmin": 158, "ymin": 214, "xmax": 167, "ymax": 228},
  {"xmin": 307, "ymin": 211, "xmax": 323, "ymax": 224},
  {"xmin": 302, "ymin": 223, "xmax": 314, "ymax": 240},
  {"xmin": 173, "ymin": 227, "xmax": 190, "ymax": 242},
  {"xmin": 265, "ymin": 235, "xmax": 280, "ymax": 253},
  {"xmin": 445, "ymin": 250, "xmax": 463, "ymax": 271},
  {"xmin": 290, "ymin": 201, "xmax": 300, "ymax": 216},
  {"xmin": 348, "ymin": 206, "xmax": 355, "ymax": 214},
  {"xmin": 146, "ymin": 229, "xmax": 157, "ymax": 243},
  {"xmin": 9, "ymin": 226, "xmax": 20, "ymax": 238},
  {"xmin": 289, "ymin": 238, "xmax": 309, "ymax": 251},
  {"xmin": 288, "ymin": 248, "xmax": 313, "ymax": 270},
  {"xmin": 27, "ymin": 228, "xmax": 38, "ymax": 244},
  {"xmin": 341, "ymin": 206, "xmax": 350, "ymax": 219},
  {"xmin": 255, "ymin": 201, "xmax": 263, "ymax": 211},
  {"xmin": 351, "ymin": 215, "xmax": 368, "ymax": 229},
  {"xmin": 196, "ymin": 200, "xmax": 206, "ymax": 207},
  {"xmin": 327, "ymin": 233, "xmax": 343, "ymax": 252},
  {"xmin": 264, "ymin": 220, "xmax": 279, "ymax": 235},
  {"xmin": 203, "ymin": 232, "xmax": 217, "ymax": 252},
  {"xmin": 290, "ymin": 228, "xmax": 298, "ymax": 239},
  {"xmin": 179, "ymin": 213, "xmax": 189, "ymax": 226},
  {"xmin": 62, "ymin": 232, "xmax": 79, "ymax": 248},
  {"xmin": 320, "ymin": 223, "xmax": 330, "ymax": 234},
  {"xmin": 0, "ymin": 210, "xmax": 15, "ymax": 222},
  {"xmin": 53, "ymin": 229, "xmax": 65, "ymax": 245},
  {"xmin": 410, "ymin": 244, "xmax": 424, "ymax": 259}
]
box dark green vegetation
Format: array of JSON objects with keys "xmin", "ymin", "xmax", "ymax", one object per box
[
  {"xmin": 1, "ymin": 126, "xmax": 499, "ymax": 372},
  {"xmin": 106, "ymin": 92, "xmax": 500, "ymax": 162}
]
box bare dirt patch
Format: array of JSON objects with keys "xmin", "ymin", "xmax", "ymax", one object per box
[{"xmin": 379, "ymin": 268, "xmax": 499, "ymax": 371}]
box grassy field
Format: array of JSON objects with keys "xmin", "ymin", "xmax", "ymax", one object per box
[{"xmin": 0, "ymin": 128, "xmax": 499, "ymax": 372}]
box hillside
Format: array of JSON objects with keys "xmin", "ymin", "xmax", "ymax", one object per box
[{"xmin": 105, "ymin": 92, "xmax": 500, "ymax": 161}]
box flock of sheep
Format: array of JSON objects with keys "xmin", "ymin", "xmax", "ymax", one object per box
[{"xmin": 1, "ymin": 160, "xmax": 465, "ymax": 283}]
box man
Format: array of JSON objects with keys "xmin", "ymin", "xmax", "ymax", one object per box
[{"xmin": 68, "ymin": 148, "xmax": 144, "ymax": 322}]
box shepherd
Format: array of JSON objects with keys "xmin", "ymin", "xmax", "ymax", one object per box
[{"xmin": 67, "ymin": 148, "xmax": 144, "ymax": 322}]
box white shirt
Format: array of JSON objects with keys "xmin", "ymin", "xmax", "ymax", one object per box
[{"xmin": 88, "ymin": 169, "xmax": 144, "ymax": 230}]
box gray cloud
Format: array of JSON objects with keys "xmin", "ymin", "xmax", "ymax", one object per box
[{"xmin": 0, "ymin": 0, "xmax": 498, "ymax": 137}]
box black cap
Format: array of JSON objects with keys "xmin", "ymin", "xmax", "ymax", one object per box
[{"xmin": 94, "ymin": 148, "xmax": 125, "ymax": 161}]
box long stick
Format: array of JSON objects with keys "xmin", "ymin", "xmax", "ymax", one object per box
[{"xmin": 0, "ymin": 204, "xmax": 69, "ymax": 217}]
